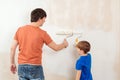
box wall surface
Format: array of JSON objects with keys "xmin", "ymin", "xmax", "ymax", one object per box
[{"xmin": 0, "ymin": 0, "xmax": 120, "ymax": 80}]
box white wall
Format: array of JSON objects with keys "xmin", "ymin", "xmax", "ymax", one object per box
[{"xmin": 0, "ymin": 0, "xmax": 120, "ymax": 80}]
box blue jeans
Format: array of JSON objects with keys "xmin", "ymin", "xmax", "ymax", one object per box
[{"xmin": 18, "ymin": 64, "xmax": 44, "ymax": 80}]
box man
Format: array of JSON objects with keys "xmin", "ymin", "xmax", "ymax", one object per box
[{"xmin": 10, "ymin": 8, "xmax": 68, "ymax": 80}]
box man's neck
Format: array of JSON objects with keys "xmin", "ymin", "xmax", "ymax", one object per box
[{"xmin": 30, "ymin": 22, "xmax": 40, "ymax": 27}]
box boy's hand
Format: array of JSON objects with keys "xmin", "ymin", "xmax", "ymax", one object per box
[{"xmin": 10, "ymin": 64, "xmax": 16, "ymax": 74}]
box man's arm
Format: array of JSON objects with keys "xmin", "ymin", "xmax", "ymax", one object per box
[
  {"xmin": 10, "ymin": 39, "xmax": 18, "ymax": 74},
  {"xmin": 47, "ymin": 39, "xmax": 68, "ymax": 51},
  {"xmin": 75, "ymin": 70, "xmax": 81, "ymax": 80}
]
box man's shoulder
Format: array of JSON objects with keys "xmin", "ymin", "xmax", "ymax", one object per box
[{"xmin": 18, "ymin": 25, "xmax": 27, "ymax": 29}]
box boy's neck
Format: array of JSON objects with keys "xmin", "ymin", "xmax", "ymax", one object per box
[{"xmin": 81, "ymin": 53, "xmax": 88, "ymax": 56}]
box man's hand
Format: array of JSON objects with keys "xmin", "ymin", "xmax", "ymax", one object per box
[
  {"xmin": 63, "ymin": 39, "xmax": 68, "ymax": 48},
  {"xmin": 10, "ymin": 64, "xmax": 16, "ymax": 74}
]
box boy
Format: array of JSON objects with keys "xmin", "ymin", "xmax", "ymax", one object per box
[{"xmin": 75, "ymin": 41, "xmax": 93, "ymax": 80}]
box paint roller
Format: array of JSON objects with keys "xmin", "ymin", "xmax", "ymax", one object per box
[
  {"xmin": 56, "ymin": 31, "xmax": 73, "ymax": 39},
  {"xmin": 56, "ymin": 31, "xmax": 82, "ymax": 38},
  {"xmin": 56, "ymin": 31, "xmax": 82, "ymax": 45}
]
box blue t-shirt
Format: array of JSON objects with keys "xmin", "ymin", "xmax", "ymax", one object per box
[{"xmin": 75, "ymin": 53, "xmax": 93, "ymax": 80}]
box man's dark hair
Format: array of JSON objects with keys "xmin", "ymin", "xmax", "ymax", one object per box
[
  {"xmin": 76, "ymin": 41, "xmax": 91, "ymax": 54},
  {"xmin": 31, "ymin": 8, "xmax": 47, "ymax": 22}
]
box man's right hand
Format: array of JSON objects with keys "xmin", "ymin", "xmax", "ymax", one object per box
[{"xmin": 63, "ymin": 39, "xmax": 68, "ymax": 48}]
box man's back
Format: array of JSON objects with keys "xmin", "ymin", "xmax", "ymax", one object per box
[{"xmin": 14, "ymin": 25, "xmax": 52, "ymax": 65}]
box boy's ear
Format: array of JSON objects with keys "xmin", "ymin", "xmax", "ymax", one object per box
[{"xmin": 76, "ymin": 48, "xmax": 80, "ymax": 52}]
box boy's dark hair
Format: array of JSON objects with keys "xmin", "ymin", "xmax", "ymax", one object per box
[
  {"xmin": 31, "ymin": 8, "xmax": 47, "ymax": 22},
  {"xmin": 76, "ymin": 41, "xmax": 91, "ymax": 54}
]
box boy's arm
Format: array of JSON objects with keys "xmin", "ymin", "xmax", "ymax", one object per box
[
  {"xmin": 10, "ymin": 40, "xmax": 18, "ymax": 74},
  {"xmin": 75, "ymin": 70, "xmax": 81, "ymax": 80}
]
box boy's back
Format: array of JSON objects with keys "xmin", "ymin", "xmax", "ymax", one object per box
[{"xmin": 76, "ymin": 53, "xmax": 92, "ymax": 80}]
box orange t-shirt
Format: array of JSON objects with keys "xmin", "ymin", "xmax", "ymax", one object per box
[{"xmin": 14, "ymin": 25, "xmax": 52, "ymax": 65}]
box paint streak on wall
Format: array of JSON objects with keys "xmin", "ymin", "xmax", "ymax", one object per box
[
  {"xmin": 114, "ymin": 1, "xmax": 120, "ymax": 80},
  {"xmin": 112, "ymin": 0, "xmax": 120, "ymax": 79},
  {"xmin": 47, "ymin": 0, "xmax": 112, "ymax": 31}
]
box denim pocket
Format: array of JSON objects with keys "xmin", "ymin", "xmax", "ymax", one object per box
[
  {"xmin": 18, "ymin": 65, "xmax": 44, "ymax": 80},
  {"xmin": 18, "ymin": 65, "xmax": 27, "ymax": 78}
]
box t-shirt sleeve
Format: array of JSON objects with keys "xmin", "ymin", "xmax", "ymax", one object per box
[
  {"xmin": 76, "ymin": 58, "xmax": 84, "ymax": 70},
  {"xmin": 14, "ymin": 27, "xmax": 21, "ymax": 41},
  {"xmin": 43, "ymin": 31, "xmax": 53, "ymax": 45}
]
